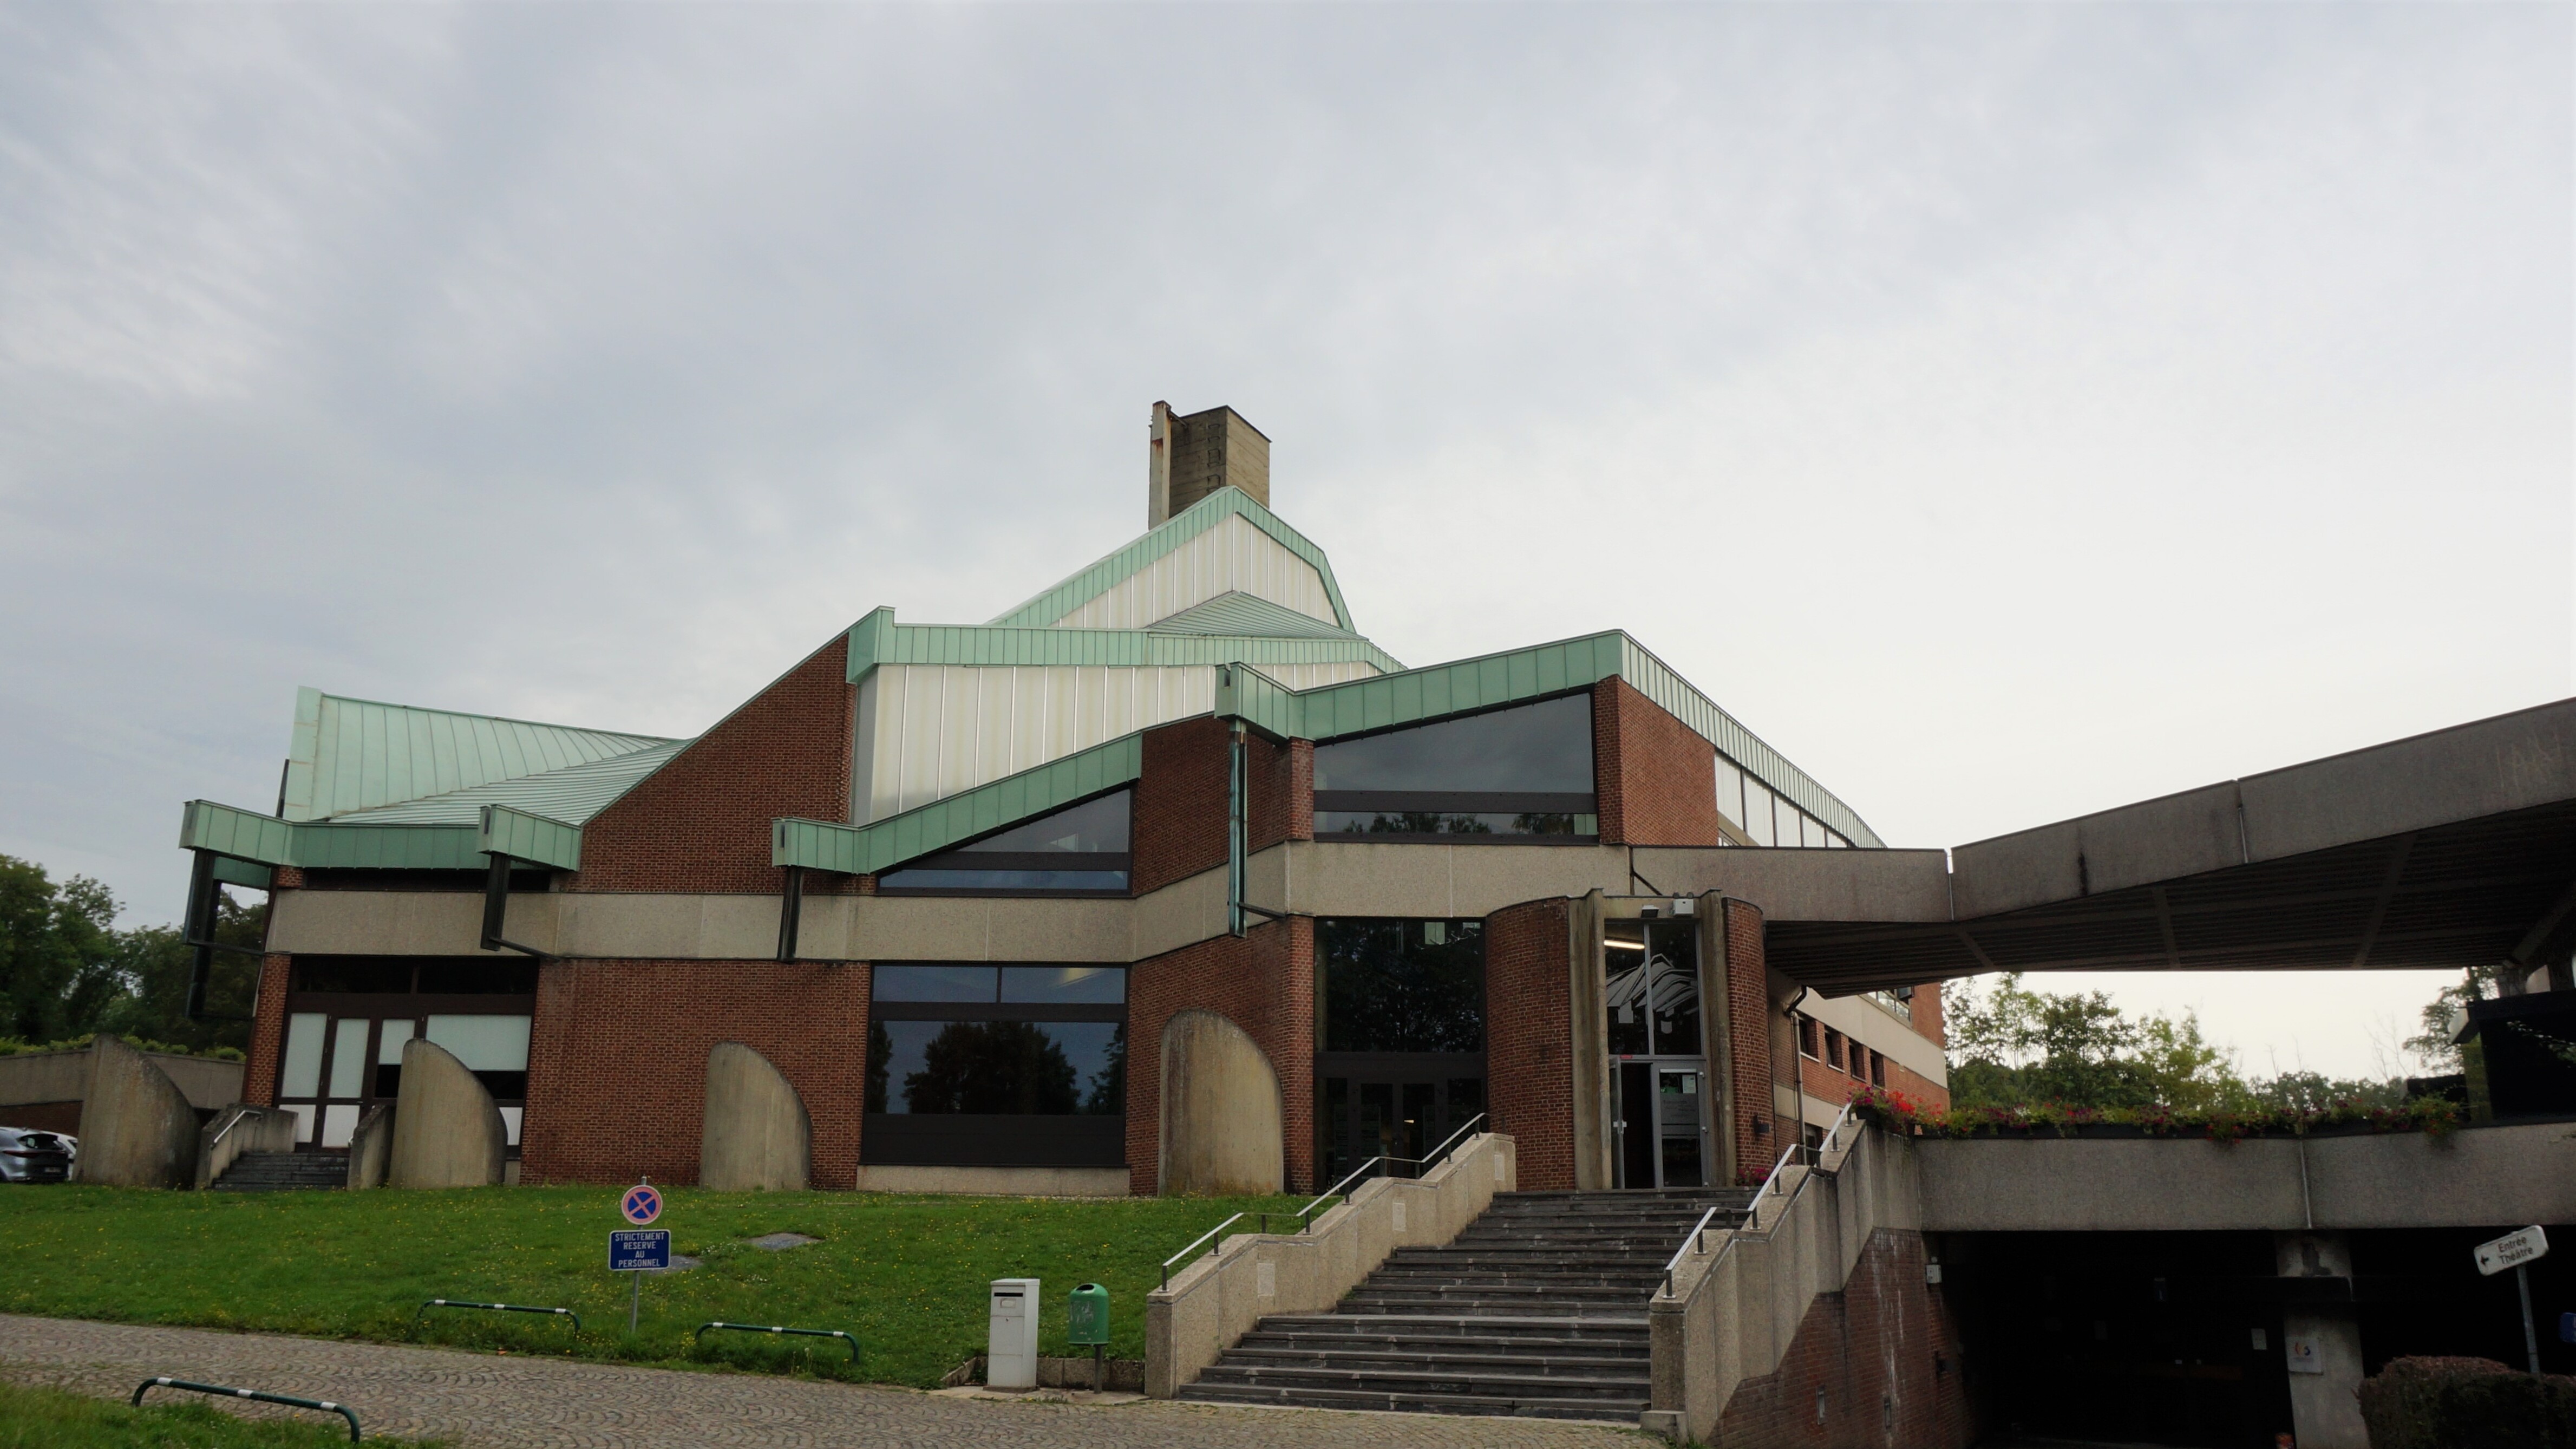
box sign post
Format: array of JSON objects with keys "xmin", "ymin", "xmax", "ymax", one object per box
[
  {"xmin": 615, "ymin": 1180, "xmax": 666, "ymax": 1335},
  {"xmin": 2473, "ymin": 1225, "xmax": 2549, "ymax": 1374}
]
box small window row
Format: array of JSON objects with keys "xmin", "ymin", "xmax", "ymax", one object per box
[
  {"xmin": 1716, "ymin": 758, "xmax": 1848, "ymax": 848},
  {"xmin": 1796, "ymin": 1015, "xmax": 1888, "ymax": 1088}
]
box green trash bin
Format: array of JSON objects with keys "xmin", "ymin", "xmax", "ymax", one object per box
[{"xmin": 1067, "ymin": 1282, "xmax": 1110, "ymax": 1346}]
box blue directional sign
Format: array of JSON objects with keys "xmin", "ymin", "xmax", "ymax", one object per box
[
  {"xmin": 610, "ymin": 1229, "xmax": 671, "ymax": 1272},
  {"xmin": 621, "ymin": 1184, "xmax": 663, "ymax": 1225}
]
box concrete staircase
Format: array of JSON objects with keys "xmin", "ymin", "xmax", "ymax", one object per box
[
  {"xmin": 210, "ymin": 1150, "xmax": 347, "ymax": 1191},
  {"xmin": 1176, "ymin": 1185, "xmax": 1756, "ymax": 1421}
]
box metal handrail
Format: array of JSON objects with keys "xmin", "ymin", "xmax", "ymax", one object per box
[
  {"xmin": 1660, "ymin": 1202, "xmax": 1729, "ymax": 1298},
  {"xmin": 207, "ymin": 1105, "xmax": 257, "ymax": 1152},
  {"xmin": 1161, "ymin": 1117, "xmax": 1495, "ymax": 1291},
  {"xmin": 1667, "ymin": 1101, "xmax": 1859, "ymax": 1301},
  {"xmin": 134, "ymin": 1378, "xmax": 359, "ymax": 1442},
  {"xmin": 411, "ymin": 1298, "xmax": 584, "ymax": 1335},
  {"xmin": 695, "ymin": 1320, "xmax": 860, "ymax": 1362}
]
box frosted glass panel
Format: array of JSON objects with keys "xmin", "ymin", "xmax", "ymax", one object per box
[
  {"xmin": 321, "ymin": 1104, "xmax": 359, "ymax": 1148},
  {"xmin": 1714, "ymin": 760, "xmax": 1744, "ymax": 828},
  {"xmin": 328, "ymin": 1019, "xmax": 368, "ymax": 1098},
  {"xmin": 284, "ymin": 1103, "xmax": 315, "ymax": 1144},
  {"xmin": 426, "ymin": 1015, "xmax": 531, "ymax": 1072},
  {"xmin": 377, "ymin": 1019, "xmax": 415, "ymax": 1063},
  {"xmin": 280, "ymin": 1014, "xmax": 326, "ymax": 1098},
  {"xmin": 1743, "ymin": 784, "xmax": 1776, "ymax": 846},
  {"xmin": 498, "ymin": 1106, "xmax": 523, "ymax": 1146}
]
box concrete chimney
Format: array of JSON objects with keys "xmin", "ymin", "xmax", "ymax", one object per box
[{"xmin": 1148, "ymin": 402, "xmax": 1270, "ymax": 527}]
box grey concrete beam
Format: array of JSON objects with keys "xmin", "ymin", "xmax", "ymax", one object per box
[{"xmin": 1633, "ymin": 847, "xmax": 1951, "ymax": 922}]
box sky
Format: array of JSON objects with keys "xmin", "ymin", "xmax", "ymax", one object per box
[{"xmin": 1, "ymin": 4, "xmax": 2567, "ymax": 1081}]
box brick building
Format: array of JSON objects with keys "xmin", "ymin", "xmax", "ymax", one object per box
[{"xmin": 176, "ymin": 402, "xmax": 1949, "ymax": 1197}]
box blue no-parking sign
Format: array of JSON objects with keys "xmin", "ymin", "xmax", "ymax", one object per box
[
  {"xmin": 610, "ymin": 1230, "xmax": 671, "ymax": 1272},
  {"xmin": 621, "ymin": 1183, "xmax": 663, "ymax": 1225}
]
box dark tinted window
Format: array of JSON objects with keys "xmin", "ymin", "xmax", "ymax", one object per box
[
  {"xmin": 290, "ymin": 958, "xmax": 415, "ymax": 994},
  {"xmin": 877, "ymin": 791, "xmax": 1131, "ymax": 894},
  {"xmin": 949, "ymin": 791, "xmax": 1130, "ymax": 853},
  {"xmin": 1605, "ymin": 919, "xmax": 1699, "ymax": 1056},
  {"xmin": 1319, "ymin": 919, "xmax": 1485, "ymax": 1053},
  {"xmin": 999, "ymin": 966, "xmax": 1126, "ymax": 1003},
  {"xmin": 416, "ymin": 960, "xmax": 539, "ymax": 995},
  {"xmin": 866, "ymin": 1020, "xmax": 1125, "ymax": 1115},
  {"xmin": 872, "ymin": 965, "xmax": 1000, "ymax": 1002},
  {"xmin": 1313, "ymin": 695, "xmax": 1593, "ymax": 794}
]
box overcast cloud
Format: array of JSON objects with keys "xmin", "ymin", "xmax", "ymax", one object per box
[{"xmin": 2, "ymin": 3, "xmax": 2567, "ymax": 1078}]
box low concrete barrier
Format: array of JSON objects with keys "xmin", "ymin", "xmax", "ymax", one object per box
[
  {"xmin": 193, "ymin": 1104, "xmax": 297, "ymax": 1190},
  {"xmin": 699, "ymin": 1042, "xmax": 809, "ymax": 1192},
  {"xmin": 387, "ymin": 1038, "xmax": 505, "ymax": 1188},
  {"xmin": 71, "ymin": 1036, "xmax": 202, "ymax": 1188},
  {"xmin": 1, "ymin": 1044, "xmax": 243, "ymax": 1134},
  {"xmin": 1914, "ymin": 1120, "xmax": 2576, "ymax": 1231},
  {"xmin": 1145, "ymin": 1131, "xmax": 1517, "ymax": 1399},
  {"xmin": 1647, "ymin": 1120, "xmax": 1921, "ymax": 1442},
  {"xmin": 347, "ymin": 1102, "xmax": 395, "ymax": 1189}
]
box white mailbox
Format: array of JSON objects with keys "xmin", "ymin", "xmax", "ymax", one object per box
[{"xmin": 987, "ymin": 1277, "xmax": 1041, "ymax": 1389}]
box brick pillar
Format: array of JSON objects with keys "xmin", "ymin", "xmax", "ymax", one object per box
[
  {"xmin": 1485, "ymin": 897, "xmax": 1577, "ymax": 1190},
  {"xmin": 1722, "ymin": 898, "xmax": 1776, "ymax": 1185},
  {"xmin": 243, "ymin": 953, "xmax": 292, "ymax": 1106},
  {"xmin": 1125, "ymin": 916, "xmax": 1315, "ymax": 1196}
]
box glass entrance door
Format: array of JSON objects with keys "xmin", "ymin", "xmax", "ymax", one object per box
[
  {"xmin": 1318, "ymin": 1062, "xmax": 1485, "ymax": 1184},
  {"xmin": 1606, "ymin": 916, "xmax": 1709, "ymax": 1189}
]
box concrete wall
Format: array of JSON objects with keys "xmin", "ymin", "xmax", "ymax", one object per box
[
  {"xmin": 1159, "ymin": 1009, "xmax": 1283, "ymax": 1196},
  {"xmin": 193, "ymin": 1104, "xmax": 296, "ymax": 1189},
  {"xmin": 71, "ymin": 1036, "xmax": 200, "ymax": 1189},
  {"xmin": 0, "ymin": 1046, "xmax": 241, "ymax": 1117},
  {"xmin": 699, "ymin": 1041, "xmax": 810, "ymax": 1192},
  {"xmin": 1646, "ymin": 1119, "xmax": 1936, "ymax": 1443},
  {"xmin": 387, "ymin": 1037, "xmax": 505, "ymax": 1189},
  {"xmin": 1146, "ymin": 1130, "xmax": 1516, "ymax": 1398},
  {"xmin": 347, "ymin": 1103, "xmax": 394, "ymax": 1189},
  {"xmin": 1915, "ymin": 1121, "xmax": 2576, "ymax": 1231}
]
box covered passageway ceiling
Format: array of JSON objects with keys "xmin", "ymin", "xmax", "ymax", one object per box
[{"xmin": 1766, "ymin": 699, "xmax": 2576, "ymax": 995}]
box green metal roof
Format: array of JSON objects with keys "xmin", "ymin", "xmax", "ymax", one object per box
[
  {"xmin": 1146, "ymin": 591, "xmax": 1367, "ymax": 640},
  {"xmin": 283, "ymin": 688, "xmax": 679, "ymax": 823},
  {"xmin": 182, "ymin": 798, "xmax": 585, "ymax": 872},
  {"xmin": 774, "ymin": 734, "xmax": 1142, "ymax": 876},
  {"xmin": 844, "ymin": 605, "xmax": 1402, "ymax": 683},
  {"xmin": 328, "ymin": 740, "xmax": 688, "ymax": 827},
  {"xmin": 984, "ymin": 487, "xmax": 1357, "ymax": 631}
]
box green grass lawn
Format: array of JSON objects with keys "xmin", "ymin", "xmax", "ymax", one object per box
[
  {"xmin": 0, "ymin": 1185, "xmax": 1300, "ymax": 1388},
  {"xmin": 0, "ymin": 1379, "xmax": 449, "ymax": 1448}
]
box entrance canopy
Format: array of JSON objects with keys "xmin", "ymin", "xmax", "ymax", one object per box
[{"xmin": 1763, "ymin": 699, "xmax": 2576, "ymax": 994}]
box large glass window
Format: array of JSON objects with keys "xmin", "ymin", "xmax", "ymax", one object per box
[
  {"xmin": 863, "ymin": 963, "xmax": 1127, "ymax": 1167},
  {"xmin": 875, "ymin": 791, "xmax": 1132, "ymax": 895},
  {"xmin": 1313, "ymin": 694, "xmax": 1597, "ymax": 841},
  {"xmin": 1605, "ymin": 919, "xmax": 1700, "ymax": 1058},
  {"xmin": 1315, "ymin": 919, "xmax": 1487, "ymax": 1184},
  {"xmin": 280, "ymin": 957, "xmax": 535, "ymax": 1152}
]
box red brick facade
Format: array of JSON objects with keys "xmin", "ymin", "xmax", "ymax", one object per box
[
  {"xmin": 244, "ymin": 952, "xmax": 292, "ymax": 1106},
  {"xmin": 1132, "ymin": 717, "xmax": 1232, "ymax": 896},
  {"xmin": 1714, "ymin": 1228, "xmax": 1977, "ymax": 1449},
  {"xmin": 569, "ymin": 635, "xmax": 855, "ymax": 895},
  {"xmin": 1594, "ymin": 678, "xmax": 1721, "ymax": 846},
  {"xmin": 1723, "ymin": 899, "xmax": 1777, "ymax": 1185},
  {"xmin": 1910, "ymin": 982, "xmax": 1946, "ymax": 1047},
  {"xmin": 1123, "ymin": 916, "xmax": 1315, "ymax": 1195},
  {"xmin": 1484, "ymin": 897, "xmax": 1575, "ymax": 1191},
  {"xmin": 520, "ymin": 958, "xmax": 872, "ymax": 1186}
]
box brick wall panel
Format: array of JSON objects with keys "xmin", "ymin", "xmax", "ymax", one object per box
[
  {"xmin": 570, "ymin": 636, "xmax": 855, "ymax": 895},
  {"xmin": 1486, "ymin": 898, "xmax": 1575, "ymax": 1191},
  {"xmin": 244, "ymin": 952, "xmax": 292, "ymax": 1106},
  {"xmin": 1713, "ymin": 1228, "xmax": 1978, "ymax": 1449},
  {"xmin": 1133, "ymin": 717, "xmax": 1232, "ymax": 896},
  {"xmin": 520, "ymin": 958, "xmax": 872, "ymax": 1186},
  {"xmin": 1123, "ymin": 916, "xmax": 1314, "ymax": 1196},
  {"xmin": 1594, "ymin": 678, "xmax": 1720, "ymax": 847}
]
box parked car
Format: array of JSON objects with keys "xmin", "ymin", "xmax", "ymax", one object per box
[{"xmin": 0, "ymin": 1127, "xmax": 74, "ymax": 1183}]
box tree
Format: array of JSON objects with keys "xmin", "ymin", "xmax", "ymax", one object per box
[{"xmin": 0, "ymin": 854, "xmax": 125, "ymax": 1043}]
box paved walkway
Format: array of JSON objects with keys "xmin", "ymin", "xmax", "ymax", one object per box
[{"xmin": 0, "ymin": 1315, "xmax": 1650, "ymax": 1448}]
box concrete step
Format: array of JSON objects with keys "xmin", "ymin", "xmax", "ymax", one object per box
[
  {"xmin": 1224, "ymin": 1344, "xmax": 1649, "ymax": 1376},
  {"xmin": 1246, "ymin": 1313, "xmax": 1650, "ymax": 1347},
  {"xmin": 211, "ymin": 1152, "xmax": 347, "ymax": 1191},
  {"xmin": 1189, "ymin": 1362, "xmax": 1647, "ymax": 1402},
  {"xmin": 1174, "ymin": 1380, "xmax": 1645, "ymax": 1422}
]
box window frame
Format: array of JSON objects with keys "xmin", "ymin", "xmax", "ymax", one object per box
[
  {"xmin": 1312, "ymin": 693, "xmax": 1600, "ymax": 845},
  {"xmin": 861, "ymin": 962, "xmax": 1129, "ymax": 1169}
]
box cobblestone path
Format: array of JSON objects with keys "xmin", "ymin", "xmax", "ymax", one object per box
[{"xmin": 0, "ymin": 1314, "xmax": 1650, "ymax": 1448}]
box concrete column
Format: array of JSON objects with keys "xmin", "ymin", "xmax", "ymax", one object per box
[
  {"xmin": 1160, "ymin": 1010, "xmax": 1282, "ymax": 1195},
  {"xmin": 700, "ymin": 1042, "xmax": 811, "ymax": 1192},
  {"xmin": 387, "ymin": 1038, "xmax": 506, "ymax": 1189},
  {"xmin": 2274, "ymin": 1231, "xmax": 2368, "ymax": 1449},
  {"xmin": 73, "ymin": 1035, "xmax": 200, "ymax": 1188},
  {"xmin": 1695, "ymin": 892, "xmax": 1736, "ymax": 1186},
  {"xmin": 1567, "ymin": 890, "xmax": 1611, "ymax": 1191}
]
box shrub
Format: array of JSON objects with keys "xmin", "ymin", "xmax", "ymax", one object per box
[
  {"xmin": 1842, "ymin": 1081, "xmax": 2460, "ymax": 1140},
  {"xmin": 2358, "ymin": 1355, "xmax": 2576, "ymax": 1448}
]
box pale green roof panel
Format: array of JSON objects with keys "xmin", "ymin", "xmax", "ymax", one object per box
[
  {"xmin": 283, "ymin": 688, "xmax": 679, "ymax": 823},
  {"xmin": 984, "ymin": 488, "xmax": 1357, "ymax": 632},
  {"xmin": 844, "ymin": 606, "xmax": 1402, "ymax": 682},
  {"xmin": 329, "ymin": 740, "xmax": 688, "ymax": 827},
  {"xmin": 1146, "ymin": 591, "xmax": 1365, "ymax": 640}
]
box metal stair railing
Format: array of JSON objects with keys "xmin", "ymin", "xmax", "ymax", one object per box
[
  {"xmin": 1658, "ymin": 1101, "xmax": 1856, "ymax": 1300},
  {"xmin": 1158, "ymin": 1115, "xmax": 1488, "ymax": 1288}
]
